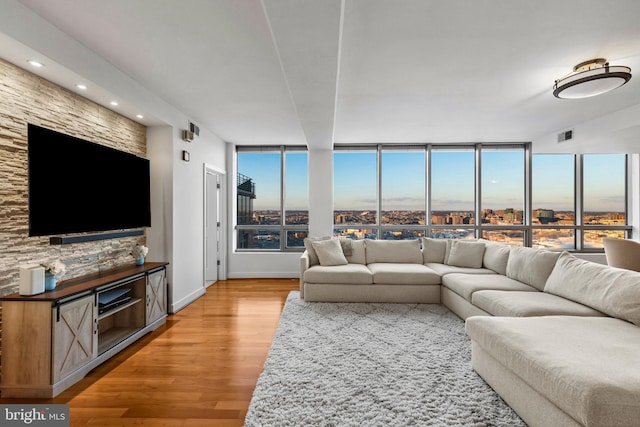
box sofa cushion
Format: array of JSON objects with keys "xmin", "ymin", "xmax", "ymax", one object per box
[
  {"xmin": 442, "ymin": 273, "xmax": 538, "ymax": 301},
  {"xmin": 311, "ymin": 238, "xmax": 348, "ymax": 266},
  {"xmin": 471, "ymin": 290, "xmax": 607, "ymax": 317},
  {"xmin": 506, "ymin": 246, "xmax": 560, "ymax": 291},
  {"xmin": 425, "ymin": 263, "xmax": 495, "ymax": 276},
  {"xmin": 365, "ymin": 239, "xmax": 423, "ymax": 264},
  {"xmin": 343, "ymin": 239, "xmax": 366, "ymax": 264},
  {"xmin": 545, "ymin": 252, "xmax": 640, "ymax": 326},
  {"xmin": 303, "ymin": 236, "xmax": 331, "ymax": 266},
  {"xmin": 466, "ymin": 316, "xmax": 640, "ymax": 427},
  {"xmin": 446, "ymin": 240, "xmax": 486, "ymax": 268},
  {"xmin": 478, "ymin": 239, "xmax": 510, "ymax": 275},
  {"xmin": 367, "ymin": 263, "xmax": 441, "ymax": 285},
  {"xmin": 422, "ymin": 238, "xmax": 448, "ymax": 263},
  {"xmin": 303, "ymin": 264, "xmax": 373, "ymax": 285}
]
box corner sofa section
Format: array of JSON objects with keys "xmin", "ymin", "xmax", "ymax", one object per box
[
  {"xmin": 299, "ymin": 236, "xmax": 640, "ymax": 427},
  {"xmin": 466, "ymin": 253, "xmax": 640, "ymax": 427}
]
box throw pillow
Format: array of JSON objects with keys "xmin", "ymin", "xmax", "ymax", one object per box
[
  {"xmin": 446, "ymin": 240, "xmax": 486, "ymax": 268},
  {"xmin": 478, "ymin": 239, "xmax": 511, "ymax": 275},
  {"xmin": 345, "ymin": 239, "xmax": 366, "ymax": 264},
  {"xmin": 422, "ymin": 238, "xmax": 448, "ymax": 263},
  {"xmin": 339, "ymin": 238, "xmax": 353, "ymax": 256},
  {"xmin": 303, "ymin": 236, "xmax": 331, "ymax": 266},
  {"xmin": 506, "ymin": 246, "xmax": 561, "ymax": 291},
  {"xmin": 311, "ymin": 238, "xmax": 348, "ymax": 266}
]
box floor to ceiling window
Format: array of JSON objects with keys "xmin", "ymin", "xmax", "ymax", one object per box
[
  {"xmin": 531, "ymin": 154, "xmax": 576, "ymax": 250},
  {"xmin": 480, "ymin": 146, "xmax": 526, "ymax": 245},
  {"xmin": 235, "ymin": 145, "xmax": 629, "ymax": 252},
  {"xmin": 236, "ymin": 146, "xmax": 308, "ymax": 251},
  {"xmin": 380, "ymin": 147, "xmax": 426, "ymax": 240},
  {"xmin": 582, "ymin": 154, "xmax": 627, "ymax": 249},
  {"xmin": 334, "ymin": 148, "xmax": 377, "ymax": 239},
  {"xmin": 331, "ymin": 144, "xmax": 629, "ymax": 251},
  {"xmin": 430, "ymin": 148, "xmax": 475, "ymax": 239}
]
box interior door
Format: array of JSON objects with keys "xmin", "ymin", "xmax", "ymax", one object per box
[{"xmin": 205, "ymin": 171, "xmax": 220, "ymax": 284}]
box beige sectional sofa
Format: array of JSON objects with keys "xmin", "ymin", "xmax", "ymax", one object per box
[{"xmin": 299, "ymin": 236, "xmax": 640, "ymax": 427}]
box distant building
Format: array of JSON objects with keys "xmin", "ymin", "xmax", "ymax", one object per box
[
  {"xmin": 536, "ymin": 209, "xmax": 558, "ymax": 224},
  {"xmin": 237, "ymin": 173, "xmax": 256, "ymax": 248}
]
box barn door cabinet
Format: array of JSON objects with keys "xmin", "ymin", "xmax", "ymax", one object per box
[{"xmin": 0, "ymin": 262, "xmax": 168, "ymax": 398}]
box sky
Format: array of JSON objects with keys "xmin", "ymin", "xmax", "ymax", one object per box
[{"xmin": 239, "ymin": 150, "xmax": 626, "ymax": 213}]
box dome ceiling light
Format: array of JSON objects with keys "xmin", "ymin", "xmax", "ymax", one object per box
[{"xmin": 553, "ymin": 58, "xmax": 632, "ymax": 99}]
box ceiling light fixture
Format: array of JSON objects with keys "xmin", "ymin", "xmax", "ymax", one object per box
[
  {"xmin": 76, "ymin": 84, "xmax": 87, "ymax": 90},
  {"xmin": 28, "ymin": 60, "xmax": 44, "ymax": 68},
  {"xmin": 110, "ymin": 101, "xmax": 119, "ymax": 106},
  {"xmin": 553, "ymin": 58, "xmax": 631, "ymax": 99},
  {"xmin": 136, "ymin": 114, "xmax": 144, "ymax": 119}
]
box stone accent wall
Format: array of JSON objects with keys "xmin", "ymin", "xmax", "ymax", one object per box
[{"xmin": 0, "ymin": 58, "xmax": 147, "ymax": 297}]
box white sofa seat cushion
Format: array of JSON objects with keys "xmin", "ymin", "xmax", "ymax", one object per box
[
  {"xmin": 367, "ymin": 263, "xmax": 440, "ymax": 285},
  {"xmin": 466, "ymin": 316, "xmax": 640, "ymax": 427},
  {"xmin": 365, "ymin": 239, "xmax": 423, "ymax": 264},
  {"xmin": 471, "ymin": 290, "xmax": 607, "ymax": 317},
  {"xmin": 545, "ymin": 252, "xmax": 640, "ymax": 326},
  {"xmin": 442, "ymin": 273, "xmax": 537, "ymax": 301},
  {"xmin": 425, "ymin": 263, "xmax": 495, "ymax": 276},
  {"xmin": 303, "ymin": 264, "xmax": 373, "ymax": 285}
]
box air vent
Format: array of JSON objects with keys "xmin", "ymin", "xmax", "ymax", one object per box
[
  {"xmin": 189, "ymin": 121, "xmax": 200, "ymax": 136},
  {"xmin": 557, "ymin": 129, "xmax": 574, "ymax": 143}
]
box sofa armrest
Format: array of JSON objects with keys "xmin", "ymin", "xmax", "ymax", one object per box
[{"xmin": 299, "ymin": 250, "xmax": 310, "ymax": 299}]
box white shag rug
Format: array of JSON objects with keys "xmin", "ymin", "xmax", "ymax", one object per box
[{"xmin": 244, "ymin": 292, "xmax": 526, "ymax": 427}]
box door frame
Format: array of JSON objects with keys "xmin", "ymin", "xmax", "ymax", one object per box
[{"xmin": 203, "ymin": 163, "xmax": 226, "ymax": 286}]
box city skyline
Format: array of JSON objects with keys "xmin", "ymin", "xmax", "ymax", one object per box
[{"xmin": 239, "ymin": 151, "xmax": 626, "ymax": 213}]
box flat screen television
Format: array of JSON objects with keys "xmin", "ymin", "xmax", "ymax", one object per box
[{"xmin": 27, "ymin": 124, "xmax": 151, "ymax": 237}]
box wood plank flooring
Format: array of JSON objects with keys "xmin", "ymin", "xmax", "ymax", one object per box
[{"xmin": 0, "ymin": 278, "xmax": 299, "ymax": 426}]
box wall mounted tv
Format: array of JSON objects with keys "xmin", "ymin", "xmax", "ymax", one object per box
[{"xmin": 27, "ymin": 124, "xmax": 151, "ymax": 237}]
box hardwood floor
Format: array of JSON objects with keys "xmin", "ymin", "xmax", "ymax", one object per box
[{"xmin": 0, "ymin": 278, "xmax": 299, "ymax": 427}]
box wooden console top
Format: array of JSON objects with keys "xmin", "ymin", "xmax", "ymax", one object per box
[{"xmin": 1, "ymin": 262, "xmax": 169, "ymax": 302}]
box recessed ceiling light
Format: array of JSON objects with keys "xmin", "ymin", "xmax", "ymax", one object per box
[
  {"xmin": 110, "ymin": 101, "xmax": 119, "ymax": 106},
  {"xmin": 76, "ymin": 84, "xmax": 87, "ymax": 90},
  {"xmin": 28, "ymin": 60, "xmax": 44, "ymax": 68},
  {"xmin": 136, "ymin": 114, "xmax": 144, "ymax": 119}
]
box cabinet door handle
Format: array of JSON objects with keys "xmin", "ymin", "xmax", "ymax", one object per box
[{"xmin": 94, "ymin": 318, "xmax": 99, "ymax": 334}]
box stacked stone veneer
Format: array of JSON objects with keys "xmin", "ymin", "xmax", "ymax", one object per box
[{"xmin": 0, "ymin": 58, "xmax": 147, "ymax": 298}]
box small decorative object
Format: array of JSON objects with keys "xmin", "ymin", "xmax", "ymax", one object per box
[
  {"xmin": 40, "ymin": 260, "xmax": 66, "ymax": 291},
  {"xmin": 131, "ymin": 243, "xmax": 149, "ymax": 266}
]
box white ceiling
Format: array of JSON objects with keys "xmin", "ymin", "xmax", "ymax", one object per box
[{"xmin": 4, "ymin": 0, "xmax": 640, "ymax": 149}]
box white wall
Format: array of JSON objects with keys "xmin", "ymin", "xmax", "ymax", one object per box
[{"xmin": 170, "ymin": 126, "xmax": 226, "ymax": 311}]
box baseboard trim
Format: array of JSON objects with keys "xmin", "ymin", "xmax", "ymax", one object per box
[{"xmin": 170, "ymin": 287, "xmax": 205, "ymax": 313}]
